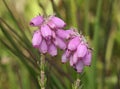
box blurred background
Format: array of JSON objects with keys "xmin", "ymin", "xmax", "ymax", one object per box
[{"xmin": 0, "ymin": 0, "xmax": 120, "ymax": 89}]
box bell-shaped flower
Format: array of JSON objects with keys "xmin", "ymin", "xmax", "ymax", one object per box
[
  {"xmin": 56, "ymin": 29, "xmax": 70, "ymax": 39},
  {"xmin": 83, "ymin": 50, "xmax": 92, "ymax": 66},
  {"xmin": 65, "ymin": 49, "xmax": 72, "ymax": 58},
  {"xmin": 48, "ymin": 43, "xmax": 57, "ymax": 56},
  {"xmin": 30, "ymin": 16, "xmax": 44, "ymax": 26},
  {"xmin": 66, "ymin": 29, "xmax": 76, "ymax": 36},
  {"xmin": 54, "ymin": 36, "xmax": 66, "ymax": 50},
  {"xmin": 39, "ymin": 39, "xmax": 48, "ymax": 54},
  {"xmin": 68, "ymin": 36, "xmax": 80, "ymax": 51},
  {"xmin": 75, "ymin": 60, "xmax": 84, "ymax": 73},
  {"xmin": 50, "ymin": 16, "xmax": 66, "ymax": 28},
  {"xmin": 61, "ymin": 52, "xmax": 69, "ymax": 63},
  {"xmin": 32, "ymin": 30, "xmax": 42, "ymax": 48},
  {"xmin": 72, "ymin": 51, "xmax": 79, "ymax": 64},
  {"xmin": 77, "ymin": 43, "xmax": 87, "ymax": 58},
  {"xmin": 41, "ymin": 24, "xmax": 52, "ymax": 40},
  {"xmin": 69, "ymin": 55, "xmax": 74, "ymax": 66}
]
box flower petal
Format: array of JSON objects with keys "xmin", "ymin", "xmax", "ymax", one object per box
[
  {"xmin": 54, "ymin": 36, "xmax": 66, "ymax": 50},
  {"xmin": 41, "ymin": 25, "xmax": 52, "ymax": 39},
  {"xmin": 77, "ymin": 43, "xmax": 87, "ymax": 58},
  {"xmin": 56, "ymin": 29, "xmax": 70, "ymax": 39},
  {"xmin": 50, "ymin": 16, "xmax": 66, "ymax": 28},
  {"xmin": 69, "ymin": 55, "xmax": 74, "ymax": 66},
  {"xmin": 68, "ymin": 36, "xmax": 80, "ymax": 51},
  {"xmin": 48, "ymin": 43, "xmax": 57, "ymax": 56},
  {"xmin": 65, "ymin": 49, "xmax": 72, "ymax": 58},
  {"xmin": 73, "ymin": 51, "xmax": 79, "ymax": 64},
  {"xmin": 61, "ymin": 52, "xmax": 69, "ymax": 63},
  {"xmin": 30, "ymin": 16, "xmax": 44, "ymax": 26},
  {"xmin": 32, "ymin": 30, "xmax": 42, "ymax": 48},
  {"xmin": 83, "ymin": 50, "xmax": 92, "ymax": 66},
  {"xmin": 39, "ymin": 39, "xmax": 48, "ymax": 53},
  {"xmin": 75, "ymin": 60, "xmax": 84, "ymax": 73}
]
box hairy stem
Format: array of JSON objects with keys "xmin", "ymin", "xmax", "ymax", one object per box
[{"xmin": 38, "ymin": 54, "xmax": 46, "ymax": 89}]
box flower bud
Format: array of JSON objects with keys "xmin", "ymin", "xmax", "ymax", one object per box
[
  {"xmin": 83, "ymin": 50, "xmax": 92, "ymax": 66},
  {"xmin": 32, "ymin": 30, "xmax": 42, "ymax": 48},
  {"xmin": 68, "ymin": 36, "xmax": 80, "ymax": 51},
  {"xmin": 72, "ymin": 51, "xmax": 79, "ymax": 64},
  {"xmin": 50, "ymin": 16, "xmax": 66, "ymax": 28},
  {"xmin": 75, "ymin": 60, "xmax": 84, "ymax": 73},
  {"xmin": 39, "ymin": 39, "xmax": 48, "ymax": 53},
  {"xmin": 77, "ymin": 43, "xmax": 87, "ymax": 58},
  {"xmin": 61, "ymin": 52, "xmax": 68, "ymax": 63},
  {"xmin": 54, "ymin": 36, "xmax": 66, "ymax": 50},
  {"xmin": 48, "ymin": 43, "xmax": 57, "ymax": 56},
  {"xmin": 41, "ymin": 25, "xmax": 52, "ymax": 39},
  {"xmin": 30, "ymin": 16, "xmax": 44, "ymax": 26},
  {"xmin": 56, "ymin": 29, "xmax": 70, "ymax": 39}
]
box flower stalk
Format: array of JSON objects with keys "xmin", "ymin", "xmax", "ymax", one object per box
[
  {"xmin": 38, "ymin": 54, "xmax": 46, "ymax": 89},
  {"xmin": 72, "ymin": 78, "xmax": 81, "ymax": 89}
]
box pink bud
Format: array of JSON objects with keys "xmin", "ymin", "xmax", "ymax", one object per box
[
  {"xmin": 65, "ymin": 49, "xmax": 72, "ymax": 57},
  {"xmin": 69, "ymin": 55, "xmax": 74, "ymax": 66},
  {"xmin": 66, "ymin": 29, "xmax": 76, "ymax": 36},
  {"xmin": 47, "ymin": 20, "xmax": 56, "ymax": 29},
  {"xmin": 68, "ymin": 36, "xmax": 80, "ymax": 51},
  {"xmin": 77, "ymin": 43, "xmax": 87, "ymax": 58},
  {"xmin": 48, "ymin": 43, "xmax": 57, "ymax": 56},
  {"xmin": 83, "ymin": 50, "xmax": 92, "ymax": 66},
  {"xmin": 61, "ymin": 52, "xmax": 69, "ymax": 63},
  {"xmin": 72, "ymin": 51, "xmax": 79, "ymax": 64},
  {"xmin": 75, "ymin": 60, "xmax": 84, "ymax": 73},
  {"xmin": 54, "ymin": 36, "xmax": 66, "ymax": 50},
  {"xmin": 32, "ymin": 30, "xmax": 42, "ymax": 48},
  {"xmin": 56, "ymin": 29, "xmax": 70, "ymax": 39},
  {"xmin": 39, "ymin": 39, "xmax": 48, "ymax": 53},
  {"xmin": 30, "ymin": 16, "xmax": 44, "ymax": 26},
  {"xmin": 50, "ymin": 16, "xmax": 66, "ymax": 28},
  {"xmin": 41, "ymin": 25, "xmax": 52, "ymax": 39}
]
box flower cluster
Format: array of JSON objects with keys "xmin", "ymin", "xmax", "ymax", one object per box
[
  {"xmin": 30, "ymin": 15, "xmax": 92, "ymax": 73},
  {"xmin": 61, "ymin": 32, "xmax": 92, "ymax": 73},
  {"xmin": 30, "ymin": 15, "xmax": 68, "ymax": 56}
]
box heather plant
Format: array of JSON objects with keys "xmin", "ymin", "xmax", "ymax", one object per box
[
  {"xmin": 0, "ymin": 0, "xmax": 120, "ymax": 89},
  {"xmin": 30, "ymin": 15, "xmax": 92, "ymax": 89}
]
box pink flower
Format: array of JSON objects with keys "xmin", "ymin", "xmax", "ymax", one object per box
[
  {"xmin": 77, "ymin": 43, "xmax": 87, "ymax": 58},
  {"xmin": 30, "ymin": 16, "xmax": 44, "ymax": 26},
  {"xmin": 60, "ymin": 30, "xmax": 92, "ymax": 73},
  {"xmin": 68, "ymin": 36, "xmax": 81, "ymax": 51},
  {"xmin": 39, "ymin": 39, "xmax": 48, "ymax": 54},
  {"xmin": 69, "ymin": 55, "xmax": 74, "ymax": 66},
  {"xmin": 54, "ymin": 36, "xmax": 66, "ymax": 50},
  {"xmin": 48, "ymin": 43, "xmax": 57, "ymax": 56},
  {"xmin": 83, "ymin": 50, "xmax": 92, "ymax": 66},
  {"xmin": 61, "ymin": 52, "xmax": 69, "ymax": 63},
  {"xmin": 30, "ymin": 15, "xmax": 92, "ymax": 73},
  {"xmin": 32, "ymin": 30, "xmax": 42, "ymax": 48},
  {"xmin": 72, "ymin": 51, "xmax": 78, "ymax": 64},
  {"xmin": 56, "ymin": 29, "xmax": 70, "ymax": 39},
  {"xmin": 41, "ymin": 24, "xmax": 52, "ymax": 40},
  {"xmin": 74, "ymin": 60, "xmax": 84, "ymax": 73},
  {"xmin": 48, "ymin": 16, "xmax": 66, "ymax": 29}
]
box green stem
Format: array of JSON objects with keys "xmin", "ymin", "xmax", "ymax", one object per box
[
  {"xmin": 72, "ymin": 78, "xmax": 81, "ymax": 89},
  {"xmin": 38, "ymin": 54, "xmax": 46, "ymax": 89},
  {"xmin": 84, "ymin": 0, "xmax": 90, "ymax": 35},
  {"xmin": 93, "ymin": 0, "xmax": 102, "ymax": 87},
  {"xmin": 86, "ymin": 0, "xmax": 102, "ymax": 89}
]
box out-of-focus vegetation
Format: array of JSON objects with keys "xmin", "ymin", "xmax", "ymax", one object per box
[{"xmin": 0, "ymin": 0, "xmax": 120, "ymax": 89}]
